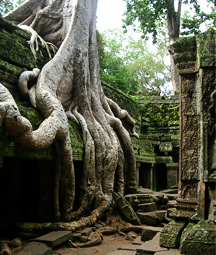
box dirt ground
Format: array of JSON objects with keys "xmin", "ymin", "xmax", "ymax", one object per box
[{"xmin": 53, "ymin": 234, "xmax": 135, "ymax": 255}]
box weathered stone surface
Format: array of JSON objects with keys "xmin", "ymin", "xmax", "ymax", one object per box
[
  {"xmin": 136, "ymin": 233, "xmax": 168, "ymax": 255},
  {"xmin": 132, "ymin": 236, "xmax": 143, "ymax": 245},
  {"xmin": 155, "ymin": 249, "xmax": 181, "ymax": 255},
  {"xmin": 160, "ymin": 200, "xmax": 177, "ymax": 210},
  {"xmin": 125, "ymin": 194, "xmax": 154, "ymax": 207},
  {"xmin": 71, "ymin": 232, "xmax": 81, "ymax": 241},
  {"xmin": 108, "ymin": 251, "xmax": 135, "ymax": 255},
  {"xmin": 137, "ymin": 202, "xmax": 158, "ymax": 212},
  {"xmin": 137, "ymin": 188, "xmax": 153, "ymax": 194},
  {"xmin": 161, "ymin": 189, "xmax": 178, "ymax": 194},
  {"xmin": 141, "ymin": 226, "xmax": 162, "ymax": 242},
  {"xmin": 113, "ymin": 192, "xmax": 141, "ymax": 225},
  {"xmin": 33, "ymin": 231, "xmax": 72, "ymax": 248},
  {"xmin": 81, "ymin": 228, "xmax": 93, "ymax": 237},
  {"xmin": 17, "ymin": 242, "xmax": 51, "ymax": 255},
  {"xmin": 118, "ymin": 244, "xmax": 141, "ymax": 251},
  {"xmin": 160, "ymin": 220, "xmax": 187, "ymax": 248},
  {"xmin": 180, "ymin": 220, "xmax": 216, "ymax": 255},
  {"xmin": 137, "ymin": 211, "xmax": 166, "ymax": 226}
]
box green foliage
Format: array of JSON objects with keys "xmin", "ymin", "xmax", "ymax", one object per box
[
  {"xmin": 181, "ymin": 5, "xmax": 216, "ymax": 35},
  {"xmin": 140, "ymin": 96, "xmax": 180, "ymax": 126},
  {"xmin": 97, "ymin": 29, "xmax": 138, "ymax": 92},
  {"xmin": 0, "ymin": 0, "xmax": 13, "ymax": 14},
  {"xmin": 97, "ymin": 29, "xmax": 171, "ymax": 94},
  {"xmin": 123, "ymin": 0, "xmax": 216, "ymax": 42},
  {"xmin": 0, "ymin": 0, "xmax": 24, "ymax": 15},
  {"xmin": 123, "ymin": 0, "xmax": 168, "ymax": 43}
]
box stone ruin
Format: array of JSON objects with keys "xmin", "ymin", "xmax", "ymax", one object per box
[
  {"xmin": 0, "ymin": 17, "xmax": 180, "ymax": 224},
  {"xmin": 160, "ymin": 31, "xmax": 216, "ymax": 254},
  {"xmin": 0, "ymin": 16, "xmax": 215, "ymax": 255}
]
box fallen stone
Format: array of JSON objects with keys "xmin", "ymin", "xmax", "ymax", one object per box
[
  {"xmin": 136, "ymin": 233, "xmax": 168, "ymax": 255},
  {"xmin": 161, "ymin": 188, "xmax": 178, "ymax": 194},
  {"xmin": 137, "ymin": 202, "xmax": 158, "ymax": 212},
  {"xmin": 165, "ymin": 193, "xmax": 178, "ymax": 200},
  {"xmin": 153, "ymin": 193, "xmax": 168, "ymax": 206},
  {"xmin": 155, "ymin": 249, "xmax": 181, "ymax": 254},
  {"xmin": 72, "ymin": 232, "xmax": 81, "ymax": 241},
  {"xmin": 141, "ymin": 226, "xmax": 163, "ymax": 242},
  {"xmin": 137, "ymin": 211, "xmax": 166, "ymax": 226},
  {"xmin": 113, "ymin": 192, "xmax": 141, "ymax": 225},
  {"xmin": 81, "ymin": 228, "xmax": 92, "ymax": 237},
  {"xmin": 16, "ymin": 242, "xmax": 51, "ymax": 255},
  {"xmin": 124, "ymin": 194, "xmax": 154, "ymax": 207},
  {"xmin": 117, "ymin": 244, "xmax": 140, "ymax": 251},
  {"xmin": 33, "ymin": 231, "xmax": 72, "ymax": 248},
  {"xmin": 137, "ymin": 187, "xmax": 153, "ymax": 194},
  {"xmin": 180, "ymin": 220, "xmax": 216, "ymax": 255},
  {"xmin": 132, "ymin": 236, "xmax": 143, "ymax": 245},
  {"xmin": 160, "ymin": 220, "xmax": 187, "ymax": 248}
]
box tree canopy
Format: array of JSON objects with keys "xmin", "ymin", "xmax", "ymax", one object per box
[
  {"xmin": 97, "ymin": 29, "xmax": 171, "ymax": 95},
  {"xmin": 123, "ymin": 0, "xmax": 216, "ymax": 42},
  {"xmin": 0, "ymin": 0, "xmax": 23, "ymax": 15},
  {"xmin": 122, "ymin": 0, "xmax": 215, "ymax": 93}
]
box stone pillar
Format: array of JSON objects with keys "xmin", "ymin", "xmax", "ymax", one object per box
[
  {"xmin": 136, "ymin": 162, "xmax": 141, "ymax": 188},
  {"xmin": 166, "ymin": 163, "xmax": 178, "ymax": 188},
  {"xmin": 160, "ymin": 31, "xmax": 216, "ymax": 254},
  {"xmin": 150, "ymin": 163, "xmax": 154, "ymax": 190}
]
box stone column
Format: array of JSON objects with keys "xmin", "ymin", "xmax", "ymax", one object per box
[
  {"xmin": 160, "ymin": 31, "xmax": 216, "ymax": 254},
  {"xmin": 136, "ymin": 161, "xmax": 141, "ymax": 188},
  {"xmin": 166, "ymin": 163, "xmax": 178, "ymax": 188}
]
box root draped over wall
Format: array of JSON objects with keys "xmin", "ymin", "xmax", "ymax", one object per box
[{"xmin": 1, "ymin": 0, "xmax": 138, "ymax": 229}]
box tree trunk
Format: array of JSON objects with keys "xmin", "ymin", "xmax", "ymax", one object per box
[
  {"xmin": 1, "ymin": 0, "xmax": 138, "ymax": 229},
  {"xmin": 166, "ymin": 0, "xmax": 182, "ymax": 94}
]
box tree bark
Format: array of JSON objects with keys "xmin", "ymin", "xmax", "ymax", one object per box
[
  {"xmin": 1, "ymin": 0, "xmax": 138, "ymax": 228},
  {"xmin": 166, "ymin": 0, "xmax": 182, "ymax": 94}
]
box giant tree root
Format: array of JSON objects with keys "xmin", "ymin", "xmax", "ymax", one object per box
[
  {"xmin": 14, "ymin": 202, "xmax": 108, "ymax": 233},
  {"xmin": 69, "ymin": 231, "xmax": 103, "ymax": 248},
  {"xmin": 0, "ymin": 238, "xmax": 22, "ymax": 255}
]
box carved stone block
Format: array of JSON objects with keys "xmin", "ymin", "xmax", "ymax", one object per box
[{"xmin": 160, "ymin": 220, "xmax": 187, "ymax": 248}]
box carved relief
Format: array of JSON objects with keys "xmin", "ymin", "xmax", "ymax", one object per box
[
  {"xmin": 181, "ymin": 115, "xmax": 200, "ymax": 180},
  {"xmin": 181, "ymin": 182, "xmax": 198, "ymax": 200},
  {"xmin": 202, "ymin": 69, "xmax": 216, "ymax": 121},
  {"xmin": 181, "ymin": 76, "xmax": 197, "ymax": 116}
]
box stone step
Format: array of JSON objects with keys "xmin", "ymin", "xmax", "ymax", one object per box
[
  {"xmin": 155, "ymin": 249, "xmax": 181, "ymax": 254},
  {"xmin": 161, "ymin": 188, "xmax": 178, "ymax": 194},
  {"xmin": 137, "ymin": 188, "xmax": 154, "ymax": 194},
  {"xmin": 32, "ymin": 231, "xmax": 72, "ymax": 248},
  {"xmin": 164, "ymin": 193, "xmax": 178, "ymax": 200},
  {"xmin": 124, "ymin": 194, "xmax": 155, "ymax": 207},
  {"xmin": 132, "ymin": 236, "xmax": 143, "ymax": 245},
  {"xmin": 16, "ymin": 242, "xmax": 52, "ymax": 255},
  {"xmin": 137, "ymin": 211, "xmax": 167, "ymax": 226},
  {"xmin": 137, "ymin": 202, "xmax": 158, "ymax": 212},
  {"xmin": 118, "ymin": 244, "xmax": 141, "ymax": 251},
  {"xmin": 136, "ymin": 233, "xmax": 168, "ymax": 255},
  {"xmin": 141, "ymin": 226, "xmax": 163, "ymax": 242},
  {"xmin": 160, "ymin": 200, "xmax": 177, "ymax": 210}
]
